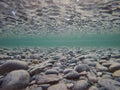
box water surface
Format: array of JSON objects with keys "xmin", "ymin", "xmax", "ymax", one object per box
[{"xmin": 0, "ymin": 33, "xmax": 120, "ymax": 48}]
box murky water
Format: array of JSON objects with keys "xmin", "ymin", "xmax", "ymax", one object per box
[{"xmin": 0, "ymin": 33, "xmax": 120, "ymax": 48}]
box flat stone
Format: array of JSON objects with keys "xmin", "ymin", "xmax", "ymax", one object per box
[
  {"xmin": 113, "ymin": 70, "xmax": 120, "ymax": 77},
  {"xmin": 109, "ymin": 63, "xmax": 120, "ymax": 72},
  {"xmin": 29, "ymin": 66, "xmax": 45, "ymax": 76},
  {"xmin": 48, "ymin": 83, "xmax": 67, "ymax": 90},
  {"xmin": 73, "ymin": 80, "xmax": 89, "ymax": 90},
  {"xmin": 35, "ymin": 74, "xmax": 60, "ymax": 84},
  {"xmin": 74, "ymin": 64, "xmax": 90, "ymax": 73},
  {"xmin": 111, "ymin": 54, "xmax": 120, "ymax": 59},
  {"xmin": 45, "ymin": 69, "xmax": 59, "ymax": 75},
  {"xmin": 98, "ymin": 78, "xmax": 120, "ymax": 90},
  {"xmin": 1, "ymin": 70, "xmax": 30, "ymax": 90}
]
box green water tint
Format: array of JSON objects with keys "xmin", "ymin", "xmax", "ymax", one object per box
[{"xmin": 0, "ymin": 33, "xmax": 120, "ymax": 48}]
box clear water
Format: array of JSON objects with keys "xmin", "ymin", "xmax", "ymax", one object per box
[{"xmin": 0, "ymin": 33, "xmax": 120, "ymax": 48}]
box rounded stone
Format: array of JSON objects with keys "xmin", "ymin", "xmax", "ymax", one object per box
[
  {"xmin": 73, "ymin": 80, "xmax": 89, "ymax": 90},
  {"xmin": 1, "ymin": 70, "xmax": 30, "ymax": 90},
  {"xmin": 64, "ymin": 71, "xmax": 80, "ymax": 80},
  {"xmin": 0, "ymin": 60, "xmax": 28, "ymax": 75},
  {"xmin": 109, "ymin": 63, "xmax": 120, "ymax": 72},
  {"xmin": 89, "ymin": 86, "xmax": 99, "ymax": 90},
  {"xmin": 74, "ymin": 64, "xmax": 90, "ymax": 73},
  {"xmin": 98, "ymin": 78, "xmax": 120, "ymax": 90}
]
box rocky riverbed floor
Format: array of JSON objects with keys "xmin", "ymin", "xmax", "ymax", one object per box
[{"xmin": 0, "ymin": 47, "xmax": 120, "ymax": 90}]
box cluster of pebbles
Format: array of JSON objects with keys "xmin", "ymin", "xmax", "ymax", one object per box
[{"xmin": 0, "ymin": 47, "xmax": 120, "ymax": 90}]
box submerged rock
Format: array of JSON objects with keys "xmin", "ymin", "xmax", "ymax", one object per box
[
  {"xmin": 98, "ymin": 78, "xmax": 120, "ymax": 90},
  {"xmin": 1, "ymin": 70, "xmax": 30, "ymax": 90},
  {"xmin": 35, "ymin": 74, "xmax": 60, "ymax": 84},
  {"xmin": 73, "ymin": 80, "xmax": 90, "ymax": 90},
  {"xmin": 0, "ymin": 60, "xmax": 28, "ymax": 75},
  {"xmin": 109, "ymin": 63, "xmax": 120, "ymax": 72},
  {"xmin": 45, "ymin": 69, "xmax": 59, "ymax": 75},
  {"xmin": 74, "ymin": 64, "xmax": 90, "ymax": 73},
  {"xmin": 89, "ymin": 86, "xmax": 99, "ymax": 90},
  {"xmin": 48, "ymin": 83, "xmax": 67, "ymax": 90},
  {"xmin": 64, "ymin": 71, "xmax": 80, "ymax": 80},
  {"xmin": 113, "ymin": 70, "xmax": 120, "ymax": 77}
]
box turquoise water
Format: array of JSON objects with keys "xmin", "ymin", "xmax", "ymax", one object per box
[{"xmin": 0, "ymin": 33, "xmax": 120, "ymax": 48}]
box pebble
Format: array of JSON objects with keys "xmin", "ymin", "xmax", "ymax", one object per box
[
  {"xmin": 98, "ymin": 78, "xmax": 120, "ymax": 90},
  {"xmin": 112, "ymin": 70, "xmax": 120, "ymax": 77},
  {"xmin": 0, "ymin": 60, "xmax": 28, "ymax": 75},
  {"xmin": 64, "ymin": 71, "xmax": 80, "ymax": 80},
  {"xmin": 45, "ymin": 69, "xmax": 59, "ymax": 75},
  {"xmin": 66, "ymin": 83, "xmax": 74, "ymax": 89},
  {"xmin": 1, "ymin": 70, "xmax": 30, "ymax": 90},
  {"xmin": 109, "ymin": 63, "xmax": 120, "ymax": 72},
  {"xmin": 73, "ymin": 80, "xmax": 90, "ymax": 90},
  {"xmin": 74, "ymin": 64, "xmax": 90, "ymax": 73},
  {"xmin": 87, "ymin": 72, "xmax": 97, "ymax": 83},
  {"xmin": 35, "ymin": 74, "xmax": 60, "ymax": 84},
  {"xmin": 96, "ymin": 63, "xmax": 108, "ymax": 71},
  {"xmin": 29, "ymin": 66, "xmax": 44, "ymax": 76},
  {"xmin": 32, "ymin": 59, "xmax": 40, "ymax": 64},
  {"xmin": 63, "ymin": 68, "xmax": 74, "ymax": 74},
  {"xmin": 89, "ymin": 86, "xmax": 99, "ymax": 90},
  {"xmin": 48, "ymin": 83, "xmax": 67, "ymax": 90}
]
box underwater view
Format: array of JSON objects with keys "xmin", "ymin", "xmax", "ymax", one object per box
[{"xmin": 0, "ymin": 0, "xmax": 120, "ymax": 90}]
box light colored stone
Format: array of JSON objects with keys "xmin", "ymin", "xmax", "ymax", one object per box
[
  {"xmin": 89, "ymin": 86, "xmax": 99, "ymax": 90},
  {"xmin": 48, "ymin": 83, "xmax": 67, "ymax": 90},
  {"xmin": 113, "ymin": 70, "xmax": 120, "ymax": 77},
  {"xmin": 73, "ymin": 80, "xmax": 89, "ymax": 90},
  {"xmin": 35, "ymin": 74, "xmax": 60, "ymax": 84}
]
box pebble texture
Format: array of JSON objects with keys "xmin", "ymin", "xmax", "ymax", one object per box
[
  {"xmin": 0, "ymin": 48, "xmax": 120, "ymax": 90},
  {"xmin": 0, "ymin": 0, "xmax": 120, "ymax": 35}
]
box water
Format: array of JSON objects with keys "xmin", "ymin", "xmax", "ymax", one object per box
[{"xmin": 0, "ymin": 33, "xmax": 120, "ymax": 48}]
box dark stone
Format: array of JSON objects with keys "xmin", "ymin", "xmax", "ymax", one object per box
[
  {"xmin": 64, "ymin": 71, "xmax": 80, "ymax": 80},
  {"xmin": 98, "ymin": 78, "xmax": 120, "ymax": 90},
  {"xmin": 74, "ymin": 64, "xmax": 90, "ymax": 73}
]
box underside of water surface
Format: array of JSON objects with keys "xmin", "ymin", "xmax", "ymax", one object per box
[{"xmin": 0, "ymin": 0, "xmax": 120, "ymax": 48}]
